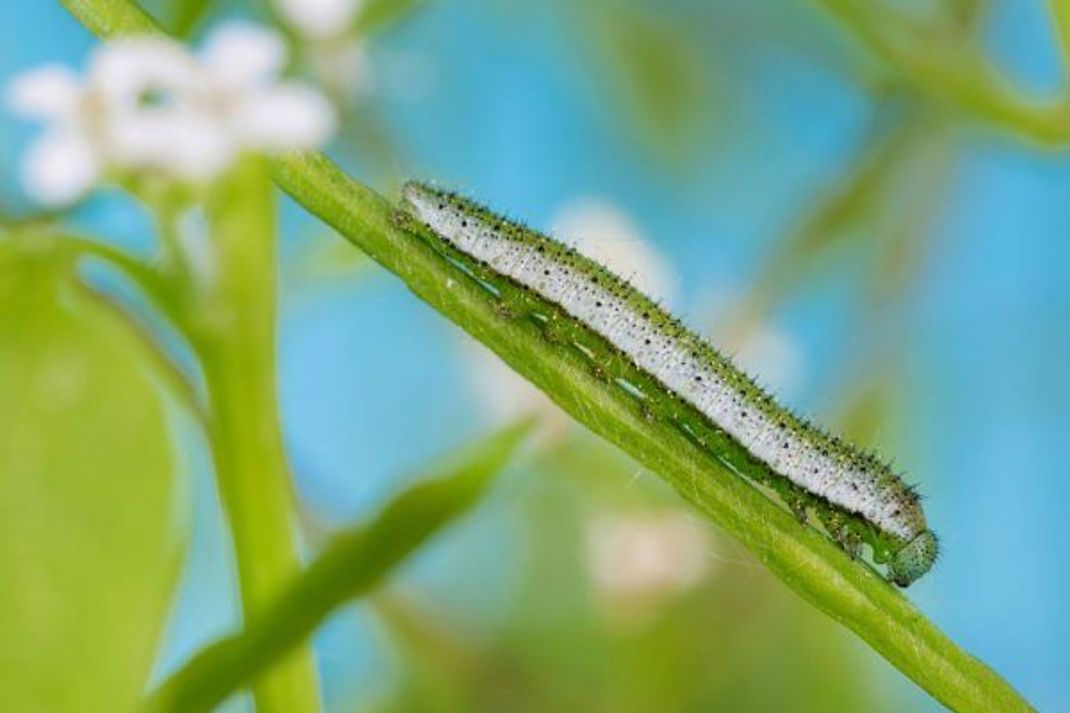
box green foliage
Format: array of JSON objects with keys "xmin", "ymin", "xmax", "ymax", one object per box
[
  {"xmin": 578, "ymin": 1, "xmax": 712, "ymax": 163},
  {"xmin": 147, "ymin": 420, "xmax": 532, "ymax": 713},
  {"xmin": 356, "ymin": 0, "xmax": 429, "ymax": 34},
  {"xmin": 0, "ymin": 232, "xmax": 184, "ymax": 712},
  {"xmin": 372, "ymin": 439, "xmax": 882, "ymax": 712}
]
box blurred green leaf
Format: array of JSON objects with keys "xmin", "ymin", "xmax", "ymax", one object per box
[
  {"xmin": 356, "ymin": 0, "xmax": 428, "ymax": 34},
  {"xmin": 371, "ymin": 592, "xmax": 540, "ymax": 713},
  {"xmin": 721, "ymin": 109, "xmax": 953, "ymax": 345},
  {"xmin": 0, "ymin": 231, "xmax": 184, "ymax": 712},
  {"xmin": 166, "ymin": 0, "xmax": 211, "ymax": 36},
  {"xmin": 578, "ymin": 1, "xmax": 713, "ymax": 163},
  {"xmin": 372, "ymin": 480, "xmax": 884, "ymax": 713},
  {"xmin": 812, "ymin": 0, "xmax": 1070, "ymax": 143},
  {"xmin": 147, "ymin": 419, "xmax": 533, "ymax": 713},
  {"xmin": 746, "ymin": 113, "xmax": 937, "ymax": 313}
]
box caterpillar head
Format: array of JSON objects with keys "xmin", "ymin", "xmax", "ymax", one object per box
[{"xmin": 888, "ymin": 530, "xmax": 938, "ymax": 587}]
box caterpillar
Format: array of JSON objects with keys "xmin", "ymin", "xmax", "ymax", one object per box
[{"xmin": 396, "ymin": 181, "xmax": 938, "ymax": 587}]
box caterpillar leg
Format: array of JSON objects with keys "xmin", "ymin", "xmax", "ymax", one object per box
[
  {"xmin": 494, "ymin": 299, "xmax": 517, "ymax": 320},
  {"xmin": 786, "ymin": 495, "xmax": 809, "ymax": 524}
]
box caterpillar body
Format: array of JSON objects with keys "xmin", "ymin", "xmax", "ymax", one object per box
[{"xmin": 397, "ymin": 181, "xmax": 938, "ymax": 587}]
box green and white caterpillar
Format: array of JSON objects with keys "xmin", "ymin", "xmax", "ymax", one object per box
[{"xmin": 397, "ymin": 182, "xmax": 938, "ymax": 587}]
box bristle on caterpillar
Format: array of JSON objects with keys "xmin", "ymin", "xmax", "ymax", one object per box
[{"xmin": 396, "ymin": 181, "xmax": 938, "ymax": 587}]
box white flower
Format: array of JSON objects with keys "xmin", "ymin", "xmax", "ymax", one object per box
[
  {"xmin": 276, "ymin": 0, "xmax": 363, "ymax": 40},
  {"xmin": 585, "ymin": 510, "xmax": 711, "ymax": 623},
  {"xmin": 6, "ymin": 22, "xmax": 336, "ymax": 205},
  {"xmin": 197, "ymin": 22, "xmax": 337, "ymax": 156},
  {"xmin": 200, "ymin": 21, "xmax": 286, "ymax": 88},
  {"xmin": 6, "ymin": 65, "xmax": 82, "ymax": 120},
  {"xmin": 20, "ymin": 129, "xmax": 100, "ymax": 206},
  {"xmin": 6, "ymin": 66, "xmax": 98, "ymax": 204},
  {"xmin": 87, "ymin": 37, "xmax": 234, "ymax": 181},
  {"xmin": 229, "ymin": 83, "xmax": 336, "ymax": 152},
  {"xmin": 88, "ymin": 36, "xmax": 202, "ymax": 112}
]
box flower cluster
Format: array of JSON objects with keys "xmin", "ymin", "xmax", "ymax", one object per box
[{"xmin": 7, "ymin": 22, "xmax": 336, "ymax": 206}]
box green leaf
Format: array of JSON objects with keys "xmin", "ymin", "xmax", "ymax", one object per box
[
  {"xmin": 579, "ymin": 2, "xmax": 712, "ymax": 163},
  {"xmin": 356, "ymin": 0, "xmax": 428, "ymax": 34},
  {"xmin": 146, "ymin": 419, "xmax": 533, "ymax": 713},
  {"xmin": 0, "ymin": 232, "xmax": 184, "ymax": 712}
]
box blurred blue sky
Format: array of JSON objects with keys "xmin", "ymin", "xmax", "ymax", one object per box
[{"xmin": 2, "ymin": 1, "xmax": 1067, "ymax": 710}]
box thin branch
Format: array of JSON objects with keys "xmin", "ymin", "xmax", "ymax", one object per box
[
  {"xmin": 1049, "ymin": 0, "xmax": 1070, "ymax": 81},
  {"xmin": 814, "ymin": 0, "xmax": 1070, "ymax": 144}
]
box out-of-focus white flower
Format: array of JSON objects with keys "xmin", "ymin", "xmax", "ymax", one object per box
[
  {"xmin": 230, "ymin": 83, "xmax": 336, "ymax": 152},
  {"xmin": 200, "ymin": 21, "xmax": 336, "ymax": 154},
  {"xmin": 276, "ymin": 0, "xmax": 363, "ymax": 40},
  {"xmin": 553, "ymin": 198, "xmax": 677, "ymax": 306},
  {"xmin": 6, "ymin": 65, "xmax": 82, "ymax": 120},
  {"xmin": 6, "ymin": 22, "xmax": 335, "ymax": 206},
  {"xmin": 274, "ymin": 0, "xmax": 374, "ymax": 102},
  {"xmin": 6, "ymin": 66, "xmax": 99, "ymax": 204},
  {"xmin": 88, "ymin": 36, "xmax": 201, "ymax": 111},
  {"xmin": 200, "ymin": 21, "xmax": 287, "ymax": 87},
  {"xmin": 586, "ymin": 510, "xmax": 711, "ymax": 623},
  {"xmin": 20, "ymin": 128, "xmax": 99, "ymax": 206},
  {"xmin": 86, "ymin": 37, "xmax": 233, "ymax": 181}
]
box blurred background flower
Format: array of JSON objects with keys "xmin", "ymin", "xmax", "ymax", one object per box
[
  {"xmin": 6, "ymin": 21, "xmax": 334, "ymax": 205},
  {"xmin": 585, "ymin": 509, "xmax": 712, "ymax": 626}
]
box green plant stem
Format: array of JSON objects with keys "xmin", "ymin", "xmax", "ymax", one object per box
[
  {"xmin": 58, "ymin": 1, "xmax": 1035, "ymax": 710},
  {"xmin": 168, "ymin": 0, "xmax": 212, "ymax": 36},
  {"xmin": 145, "ymin": 420, "xmax": 532, "ymax": 713},
  {"xmin": 191, "ymin": 160, "xmax": 320, "ymax": 713},
  {"xmin": 1049, "ymin": 0, "xmax": 1070, "ymax": 79}
]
